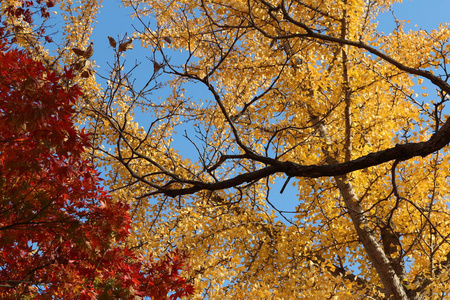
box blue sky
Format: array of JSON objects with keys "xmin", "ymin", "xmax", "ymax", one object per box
[
  {"xmin": 381, "ymin": 0, "xmax": 449, "ymax": 31},
  {"xmin": 90, "ymin": 0, "xmax": 450, "ymax": 83},
  {"xmin": 81, "ymin": 0, "xmax": 450, "ymax": 217}
]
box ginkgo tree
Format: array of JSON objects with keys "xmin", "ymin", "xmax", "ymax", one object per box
[
  {"xmin": 97, "ymin": 1, "xmax": 450, "ymax": 299},
  {"xmin": 4, "ymin": 0, "xmax": 450, "ymax": 299}
]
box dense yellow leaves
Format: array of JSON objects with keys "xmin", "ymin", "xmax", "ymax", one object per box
[
  {"xmin": 5, "ymin": 0, "xmax": 450, "ymax": 298},
  {"xmin": 105, "ymin": 0, "xmax": 450, "ymax": 298}
]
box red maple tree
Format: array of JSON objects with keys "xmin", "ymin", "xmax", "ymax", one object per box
[{"xmin": 0, "ymin": 21, "xmax": 193, "ymax": 299}]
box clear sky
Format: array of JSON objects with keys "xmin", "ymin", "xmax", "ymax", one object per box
[
  {"xmin": 90, "ymin": 0, "xmax": 450, "ymax": 82},
  {"xmin": 381, "ymin": 0, "xmax": 449, "ymax": 31},
  {"xmin": 83, "ymin": 0, "xmax": 450, "ymax": 217},
  {"xmin": 92, "ymin": 1, "xmax": 450, "ymax": 45}
]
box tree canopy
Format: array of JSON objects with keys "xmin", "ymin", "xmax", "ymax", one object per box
[
  {"xmin": 0, "ymin": 5, "xmax": 192, "ymax": 299},
  {"xmin": 3, "ymin": 0, "xmax": 450, "ymax": 299}
]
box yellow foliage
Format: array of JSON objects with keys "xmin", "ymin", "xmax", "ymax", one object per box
[{"xmin": 5, "ymin": 0, "xmax": 450, "ymax": 298}]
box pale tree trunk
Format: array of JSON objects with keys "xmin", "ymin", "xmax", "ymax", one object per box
[
  {"xmin": 334, "ymin": 177, "xmax": 409, "ymax": 300},
  {"xmin": 312, "ymin": 115, "xmax": 410, "ymax": 300}
]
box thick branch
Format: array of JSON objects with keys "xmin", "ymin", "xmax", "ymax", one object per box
[{"xmin": 161, "ymin": 121, "xmax": 450, "ymax": 196}]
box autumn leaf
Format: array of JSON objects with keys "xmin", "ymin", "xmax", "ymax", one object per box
[
  {"xmin": 71, "ymin": 47, "xmax": 85, "ymax": 56},
  {"xmin": 118, "ymin": 38, "xmax": 133, "ymax": 52},
  {"xmin": 108, "ymin": 36, "xmax": 116, "ymax": 48},
  {"xmin": 153, "ymin": 60, "xmax": 163, "ymax": 72},
  {"xmin": 72, "ymin": 42, "xmax": 93, "ymax": 59}
]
